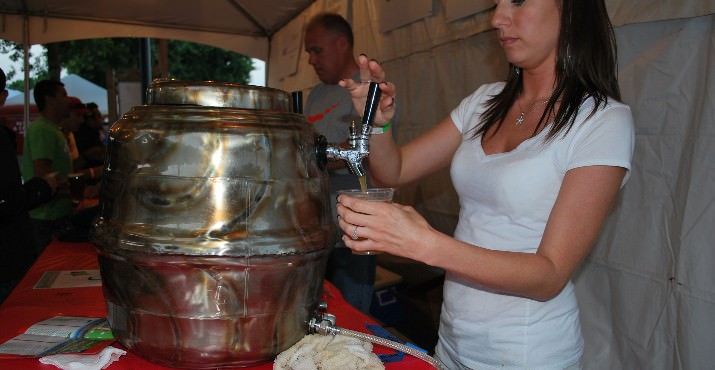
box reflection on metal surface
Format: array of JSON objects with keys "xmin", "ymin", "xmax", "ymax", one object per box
[
  {"xmin": 93, "ymin": 81, "xmax": 335, "ymax": 368},
  {"xmin": 147, "ymin": 79, "xmax": 291, "ymax": 111}
]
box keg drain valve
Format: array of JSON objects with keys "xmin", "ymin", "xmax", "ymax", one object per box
[{"xmin": 307, "ymin": 303, "xmax": 446, "ymax": 370}]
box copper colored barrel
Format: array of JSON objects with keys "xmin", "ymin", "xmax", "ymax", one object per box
[{"xmin": 92, "ymin": 80, "xmax": 335, "ymax": 368}]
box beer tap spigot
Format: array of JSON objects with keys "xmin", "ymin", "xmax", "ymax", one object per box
[{"xmin": 321, "ymin": 82, "xmax": 382, "ymax": 177}]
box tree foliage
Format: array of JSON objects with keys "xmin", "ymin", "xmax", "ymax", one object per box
[
  {"xmin": 166, "ymin": 40, "xmax": 253, "ymax": 84},
  {"xmin": 59, "ymin": 38, "xmax": 141, "ymax": 87},
  {"xmin": 0, "ymin": 41, "xmax": 50, "ymax": 90},
  {"xmin": 1, "ymin": 38, "xmax": 254, "ymax": 91}
]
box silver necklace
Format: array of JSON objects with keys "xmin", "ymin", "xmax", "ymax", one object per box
[{"xmin": 515, "ymin": 98, "xmax": 549, "ymax": 126}]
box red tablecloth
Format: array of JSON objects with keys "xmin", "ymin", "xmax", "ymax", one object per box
[{"xmin": 0, "ymin": 241, "xmax": 433, "ymax": 370}]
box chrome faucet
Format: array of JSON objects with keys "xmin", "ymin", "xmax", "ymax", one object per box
[{"xmin": 318, "ymin": 82, "xmax": 382, "ymax": 177}]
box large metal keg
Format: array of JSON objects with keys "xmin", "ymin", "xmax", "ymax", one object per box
[{"xmin": 92, "ymin": 80, "xmax": 336, "ymax": 368}]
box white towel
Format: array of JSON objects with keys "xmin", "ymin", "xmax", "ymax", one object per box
[
  {"xmin": 274, "ymin": 334, "xmax": 384, "ymax": 370},
  {"xmin": 39, "ymin": 346, "xmax": 126, "ymax": 370}
]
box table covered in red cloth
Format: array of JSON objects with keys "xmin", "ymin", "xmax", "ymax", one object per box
[{"xmin": 0, "ymin": 240, "xmax": 433, "ymax": 370}]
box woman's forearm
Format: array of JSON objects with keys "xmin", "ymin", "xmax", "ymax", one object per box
[{"xmin": 366, "ymin": 128, "xmax": 404, "ymax": 186}]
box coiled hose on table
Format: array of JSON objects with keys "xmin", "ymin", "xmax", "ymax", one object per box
[{"xmin": 308, "ymin": 313, "xmax": 447, "ymax": 370}]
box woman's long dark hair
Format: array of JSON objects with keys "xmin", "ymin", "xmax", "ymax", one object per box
[{"xmin": 472, "ymin": 0, "xmax": 620, "ymax": 141}]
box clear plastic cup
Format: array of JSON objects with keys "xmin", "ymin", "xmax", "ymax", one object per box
[{"xmin": 337, "ymin": 188, "xmax": 394, "ymax": 255}]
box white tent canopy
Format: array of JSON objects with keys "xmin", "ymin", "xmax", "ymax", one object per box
[
  {"xmin": 2, "ymin": 1, "xmax": 715, "ymax": 369},
  {"xmin": 0, "ymin": 0, "xmax": 315, "ymax": 60},
  {"xmin": 5, "ymin": 74, "xmax": 108, "ymax": 114},
  {"xmin": 0, "ymin": 0, "xmax": 316, "ymax": 123}
]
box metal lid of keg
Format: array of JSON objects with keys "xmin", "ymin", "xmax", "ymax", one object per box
[{"xmin": 147, "ymin": 79, "xmax": 291, "ymax": 112}]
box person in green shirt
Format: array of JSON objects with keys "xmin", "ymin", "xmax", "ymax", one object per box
[
  {"xmin": 1, "ymin": 68, "xmax": 59, "ymax": 303},
  {"xmin": 21, "ymin": 79, "xmax": 72, "ymax": 253}
]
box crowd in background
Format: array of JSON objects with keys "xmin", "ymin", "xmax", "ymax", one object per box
[{"xmin": 0, "ymin": 68, "xmax": 106, "ymax": 304}]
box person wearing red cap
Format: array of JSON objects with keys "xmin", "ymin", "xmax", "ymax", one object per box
[
  {"xmin": 57, "ymin": 97, "xmax": 102, "ymax": 242},
  {"xmin": 61, "ymin": 97, "xmax": 103, "ymax": 177},
  {"xmin": 63, "ymin": 96, "xmax": 87, "ymax": 164}
]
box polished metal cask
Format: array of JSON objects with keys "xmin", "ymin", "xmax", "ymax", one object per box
[{"xmin": 92, "ymin": 80, "xmax": 335, "ymax": 368}]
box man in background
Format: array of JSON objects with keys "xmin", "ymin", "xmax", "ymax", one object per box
[
  {"xmin": 73, "ymin": 101, "xmax": 105, "ymax": 170},
  {"xmin": 63, "ymin": 97, "xmax": 86, "ymax": 168},
  {"xmin": 0, "ymin": 68, "xmax": 58, "ymax": 303},
  {"xmin": 57, "ymin": 96, "xmax": 102, "ymax": 242},
  {"xmin": 21, "ymin": 79, "xmax": 72, "ymax": 254},
  {"xmin": 304, "ymin": 13, "xmax": 396, "ymax": 313}
]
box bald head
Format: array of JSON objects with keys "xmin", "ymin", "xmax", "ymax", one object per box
[{"xmin": 304, "ymin": 13, "xmax": 358, "ymax": 85}]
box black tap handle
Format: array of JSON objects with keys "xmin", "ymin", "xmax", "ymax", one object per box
[
  {"xmin": 291, "ymin": 91, "xmax": 303, "ymax": 114},
  {"xmin": 361, "ymin": 82, "xmax": 382, "ymax": 128}
]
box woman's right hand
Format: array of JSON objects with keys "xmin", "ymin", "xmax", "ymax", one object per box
[{"xmin": 339, "ymin": 54, "xmax": 397, "ymax": 126}]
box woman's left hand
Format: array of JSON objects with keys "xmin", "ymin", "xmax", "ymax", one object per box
[{"xmin": 336, "ymin": 194, "xmax": 437, "ymax": 261}]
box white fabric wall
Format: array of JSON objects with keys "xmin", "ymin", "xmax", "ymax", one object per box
[
  {"xmin": 575, "ymin": 14, "xmax": 715, "ymax": 370},
  {"xmin": 271, "ymin": 1, "xmax": 715, "ymax": 368}
]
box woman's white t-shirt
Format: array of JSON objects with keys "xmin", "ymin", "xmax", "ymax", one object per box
[{"xmin": 440, "ymin": 82, "xmax": 634, "ymax": 370}]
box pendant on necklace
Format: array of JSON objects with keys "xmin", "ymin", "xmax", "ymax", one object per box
[{"xmin": 515, "ymin": 112, "xmax": 526, "ymax": 126}]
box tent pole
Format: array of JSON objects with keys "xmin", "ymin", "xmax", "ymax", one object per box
[
  {"xmin": 265, "ymin": 36, "xmax": 271, "ymax": 87},
  {"xmin": 156, "ymin": 39, "xmax": 169, "ymax": 79},
  {"xmin": 22, "ymin": 15, "xmax": 30, "ymax": 134},
  {"xmin": 140, "ymin": 38, "xmax": 152, "ymax": 104}
]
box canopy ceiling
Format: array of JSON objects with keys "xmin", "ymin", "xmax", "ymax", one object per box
[{"xmin": 0, "ymin": 0, "xmax": 316, "ymax": 60}]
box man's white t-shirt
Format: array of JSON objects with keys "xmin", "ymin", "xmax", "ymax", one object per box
[{"xmin": 438, "ymin": 82, "xmax": 634, "ymax": 369}]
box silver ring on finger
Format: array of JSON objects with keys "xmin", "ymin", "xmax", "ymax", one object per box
[{"xmin": 351, "ymin": 225, "xmax": 359, "ymax": 240}]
